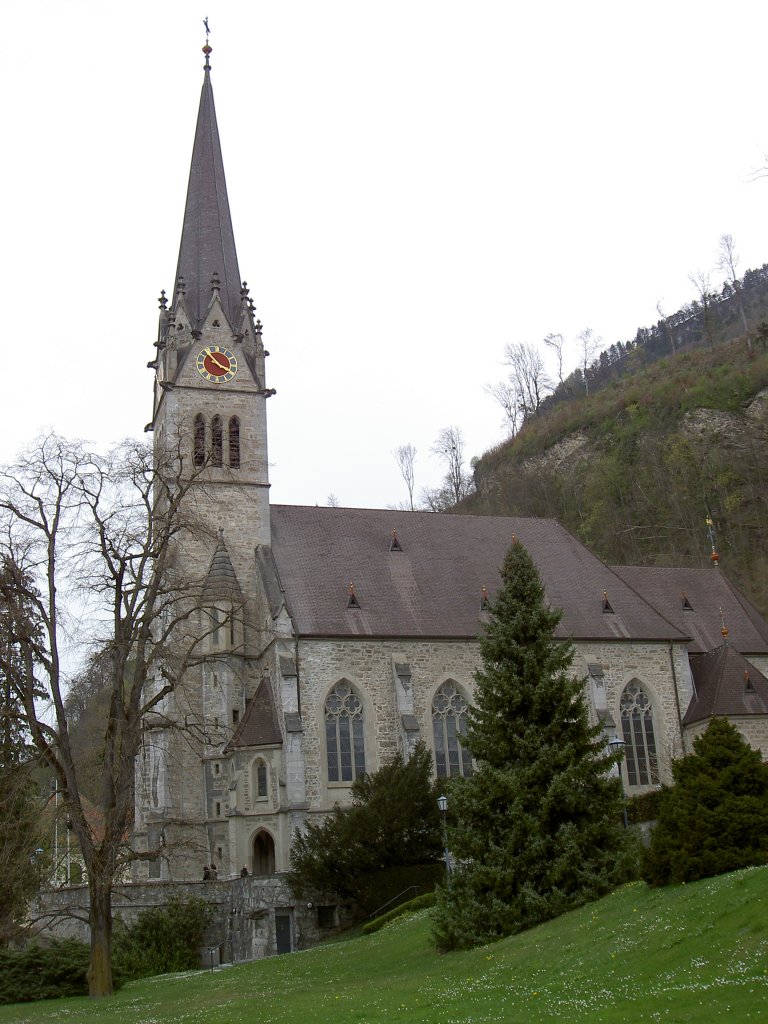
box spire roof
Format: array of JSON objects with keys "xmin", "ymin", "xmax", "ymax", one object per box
[{"xmin": 174, "ymin": 60, "xmax": 242, "ymax": 330}]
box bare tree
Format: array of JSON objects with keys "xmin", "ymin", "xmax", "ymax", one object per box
[
  {"xmin": 503, "ymin": 342, "xmax": 552, "ymax": 421},
  {"xmin": 689, "ymin": 270, "xmax": 716, "ymax": 349},
  {"xmin": 0, "ymin": 435, "xmax": 216, "ymax": 996},
  {"xmin": 576, "ymin": 328, "xmax": 600, "ymax": 397},
  {"xmin": 485, "ymin": 381, "xmax": 520, "ymax": 437},
  {"xmin": 544, "ymin": 332, "xmax": 566, "ymax": 388},
  {"xmin": 717, "ymin": 233, "xmax": 751, "ymax": 350},
  {"xmin": 431, "ymin": 426, "xmax": 471, "ymax": 506},
  {"xmin": 326, "ymin": 493, "xmax": 341, "ymax": 508},
  {"xmin": 656, "ymin": 301, "xmax": 677, "ymax": 356},
  {"xmin": 393, "ymin": 444, "xmax": 417, "ymax": 511}
]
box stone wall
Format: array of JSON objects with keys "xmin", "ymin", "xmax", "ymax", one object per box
[{"xmin": 32, "ymin": 875, "xmax": 349, "ymax": 964}]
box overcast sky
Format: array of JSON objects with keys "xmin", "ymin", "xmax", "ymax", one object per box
[{"xmin": 3, "ymin": 1, "xmax": 767, "ymax": 509}]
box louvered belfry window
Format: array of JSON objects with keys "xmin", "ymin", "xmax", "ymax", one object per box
[
  {"xmin": 193, "ymin": 414, "xmax": 206, "ymax": 467},
  {"xmin": 229, "ymin": 416, "xmax": 241, "ymax": 468}
]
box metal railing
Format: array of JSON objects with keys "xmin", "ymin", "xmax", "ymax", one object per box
[{"xmin": 367, "ymin": 885, "xmax": 421, "ymax": 920}]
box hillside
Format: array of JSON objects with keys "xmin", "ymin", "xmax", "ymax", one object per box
[
  {"xmin": 466, "ymin": 339, "xmax": 768, "ymax": 617},
  {"xmin": 2, "ymin": 867, "xmax": 766, "ymax": 1022}
]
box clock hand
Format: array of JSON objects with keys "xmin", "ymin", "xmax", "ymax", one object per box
[{"xmin": 209, "ymin": 354, "xmax": 229, "ymax": 371}]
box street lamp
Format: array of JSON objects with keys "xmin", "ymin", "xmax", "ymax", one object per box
[
  {"xmin": 608, "ymin": 735, "xmax": 629, "ymax": 829},
  {"xmin": 437, "ymin": 795, "xmax": 451, "ymax": 877}
]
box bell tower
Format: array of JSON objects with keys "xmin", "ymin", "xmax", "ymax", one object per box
[
  {"xmin": 136, "ymin": 37, "xmax": 276, "ymax": 878},
  {"xmin": 150, "ymin": 37, "xmax": 273, "ymax": 548}
]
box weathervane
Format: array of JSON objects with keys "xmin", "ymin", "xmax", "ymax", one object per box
[{"xmin": 203, "ymin": 17, "xmax": 212, "ymax": 70}]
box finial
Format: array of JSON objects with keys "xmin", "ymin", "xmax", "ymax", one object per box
[
  {"xmin": 720, "ymin": 607, "xmax": 728, "ymax": 639},
  {"xmin": 481, "ymin": 585, "xmax": 491, "ymax": 611},
  {"xmin": 203, "ymin": 18, "xmax": 212, "ymax": 70},
  {"xmin": 158, "ymin": 289, "xmax": 168, "ymax": 310},
  {"xmin": 706, "ymin": 514, "xmax": 720, "ymax": 566},
  {"xmin": 255, "ymin": 318, "xmax": 262, "ymax": 335},
  {"xmin": 211, "ymin": 271, "xmax": 221, "ymax": 295},
  {"xmin": 176, "ymin": 275, "xmax": 186, "ymax": 296}
]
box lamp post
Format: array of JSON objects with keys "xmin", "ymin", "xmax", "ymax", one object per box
[
  {"xmin": 437, "ymin": 795, "xmax": 451, "ymax": 877},
  {"xmin": 608, "ymin": 735, "xmax": 629, "ymax": 829}
]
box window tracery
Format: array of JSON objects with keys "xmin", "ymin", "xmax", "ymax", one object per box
[
  {"xmin": 325, "ymin": 681, "xmax": 366, "ymax": 782},
  {"xmin": 432, "ymin": 681, "xmax": 473, "ymax": 778},
  {"xmin": 620, "ymin": 680, "xmax": 660, "ymax": 787}
]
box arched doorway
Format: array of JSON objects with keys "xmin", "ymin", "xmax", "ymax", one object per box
[{"xmin": 252, "ymin": 830, "xmax": 276, "ymax": 876}]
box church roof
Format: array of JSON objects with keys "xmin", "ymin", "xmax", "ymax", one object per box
[
  {"xmin": 611, "ymin": 565, "xmax": 768, "ymax": 655},
  {"xmin": 683, "ymin": 643, "xmax": 768, "ymax": 725},
  {"xmin": 225, "ymin": 678, "xmax": 282, "ymax": 750},
  {"xmin": 174, "ymin": 65, "xmax": 242, "ymax": 330},
  {"xmin": 268, "ymin": 506, "xmax": 689, "ymax": 641}
]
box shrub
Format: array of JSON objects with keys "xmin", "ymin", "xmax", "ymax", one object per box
[
  {"xmin": 361, "ymin": 892, "xmax": 436, "ymax": 935},
  {"xmin": 627, "ymin": 789, "xmax": 662, "ymax": 824},
  {"xmin": 642, "ymin": 719, "xmax": 768, "ymax": 886},
  {"xmin": 0, "ymin": 939, "xmax": 125, "ymax": 1005},
  {"xmin": 113, "ymin": 897, "xmax": 209, "ymax": 980}
]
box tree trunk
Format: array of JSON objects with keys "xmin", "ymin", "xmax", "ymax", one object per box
[{"xmin": 87, "ymin": 879, "xmax": 113, "ymax": 997}]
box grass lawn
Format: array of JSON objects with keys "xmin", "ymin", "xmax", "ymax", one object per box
[{"xmin": 2, "ymin": 867, "xmax": 766, "ymax": 1023}]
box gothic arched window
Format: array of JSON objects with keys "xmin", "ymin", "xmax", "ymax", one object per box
[
  {"xmin": 432, "ymin": 681, "xmax": 473, "ymax": 778},
  {"xmin": 193, "ymin": 414, "xmax": 206, "ymax": 468},
  {"xmin": 325, "ymin": 681, "xmax": 365, "ymax": 783},
  {"xmin": 229, "ymin": 416, "xmax": 241, "ymax": 469},
  {"xmin": 252, "ymin": 758, "xmax": 268, "ymax": 799},
  {"xmin": 211, "ymin": 415, "xmax": 223, "ymax": 467},
  {"xmin": 620, "ymin": 680, "xmax": 660, "ymax": 787}
]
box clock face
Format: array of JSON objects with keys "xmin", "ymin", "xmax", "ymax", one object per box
[{"xmin": 196, "ymin": 346, "xmax": 238, "ymax": 383}]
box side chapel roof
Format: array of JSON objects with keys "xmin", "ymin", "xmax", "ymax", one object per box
[
  {"xmin": 173, "ymin": 61, "xmax": 242, "ymax": 330},
  {"xmin": 268, "ymin": 506, "xmax": 689, "ymax": 641},
  {"xmin": 225, "ymin": 678, "xmax": 282, "ymax": 751},
  {"xmin": 683, "ymin": 642, "xmax": 768, "ymax": 725}
]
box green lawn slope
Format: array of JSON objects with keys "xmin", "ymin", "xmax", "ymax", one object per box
[{"xmin": 4, "ymin": 867, "xmax": 767, "ymax": 1023}]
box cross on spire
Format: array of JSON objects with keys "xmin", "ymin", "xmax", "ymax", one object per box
[{"xmin": 203, "ymin": 17, "xmax": 212, "ymax": 69}]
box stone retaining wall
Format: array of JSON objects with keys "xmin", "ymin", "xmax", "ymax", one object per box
[{"xmin": 32, "ymin": 875, "xmax": 349, "ymax": 964}]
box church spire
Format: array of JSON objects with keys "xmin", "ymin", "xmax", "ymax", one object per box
[{"xmin": 173, "ymin": 37, "xmax": 242, "ymax": 330}]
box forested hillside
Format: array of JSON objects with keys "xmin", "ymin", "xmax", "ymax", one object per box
[{"xmin": 465, "ymin": 291, "xmax": 768, "ymax": 617}]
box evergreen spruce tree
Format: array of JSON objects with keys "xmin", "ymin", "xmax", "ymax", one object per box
[
  {"xmin": 433, "ymin": 538, "xmax": 632, "ymax": 951},
  {"xmin": 642, "ymin": 718, "xmax": 768, "ymax": 886}
]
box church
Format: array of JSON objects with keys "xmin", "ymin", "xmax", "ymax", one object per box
[{"xmin": 133, "ymin": 44, "xmax": 768, "ymax": 896}]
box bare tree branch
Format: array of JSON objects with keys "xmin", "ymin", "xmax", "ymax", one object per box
[{"xmin": 393, "ymin": 444, "xmax": 417, "ymax": 510}]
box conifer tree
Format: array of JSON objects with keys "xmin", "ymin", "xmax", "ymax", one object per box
[
  {"xmin": 642, "ymin": 718, "xmax": 768, "ymax": 886},
  {"xmin": 433, "ymin": 538, "xmax": 632, "ymax": 951},
  {"xmin": 289, "ymin": 742, "xmax": 442, "ymax": 908}
]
